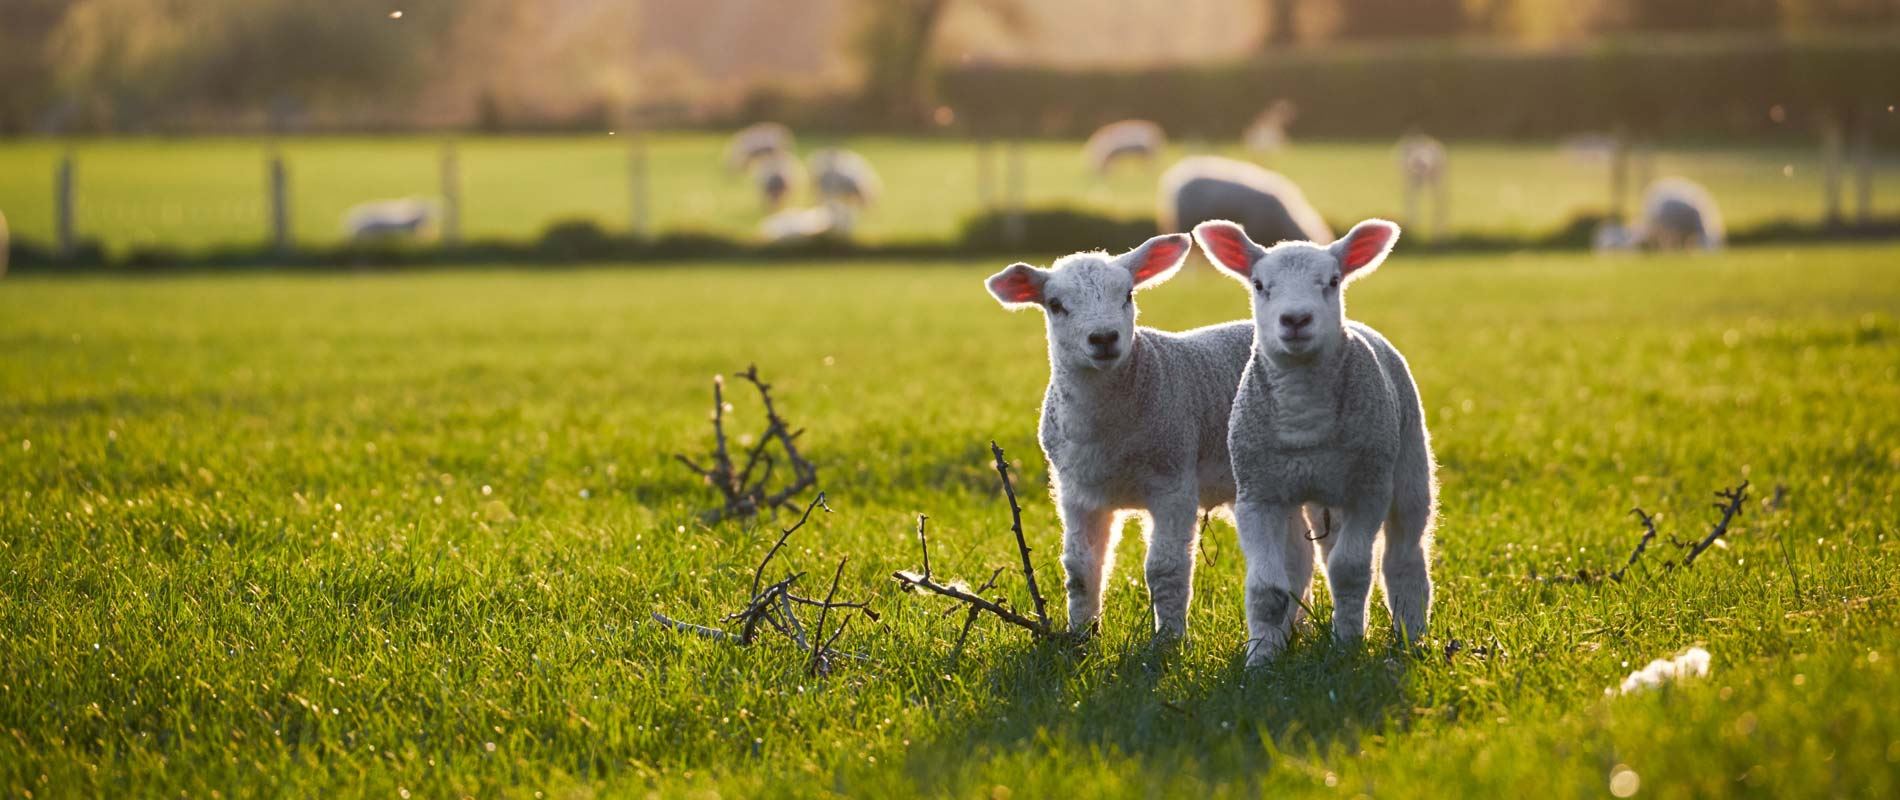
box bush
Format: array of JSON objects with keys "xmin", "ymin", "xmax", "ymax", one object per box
[{"xmin": 938, "ymin": 35, "xmax": 1900, "ymax": 142}]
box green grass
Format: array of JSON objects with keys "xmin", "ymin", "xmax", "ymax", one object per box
[
  {"xmin": 1, "ymin": 134, "xmax": 1895, "ymax": 255},
  {"xmin": 2, "ymin": 244, "xmax": 1898, "ymax": 797}
]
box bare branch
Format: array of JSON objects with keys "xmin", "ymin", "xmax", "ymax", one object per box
[
  {"xmin": 1610, "ymin": 508, "xmax": 1659, "ymax": 582},
  {"xmin": 1682, "ymin": 481, "xmax": 1748, "ymax": 566},
  {"xmin": 651, "ymin": 611, "xmax": 738, "ymax": 643},
  {"xmin": 991, "ymin": 441, "xmax": 1050, "ymax": 630},
  {"xmin": 810, "ymin": 557, "xmax": 849, "ymax": 675},
  {"xmin": 751, "ymin": 492, "xmax": 831, "ymax": 597}
]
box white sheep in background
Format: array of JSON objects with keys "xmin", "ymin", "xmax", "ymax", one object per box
[
  {"xmin": 1396, "ymin": 131, "xmax": 1449, "ymax": 238},
  {"xmin": 1594, "ymin": 177, "xmax": 1726, "ymax": 252},
  {"xmin": 1158, "ymin": 156, "xmax": 1332, "ymax": 247},
  {"xmin": 985, "ymin": 234, "xmax": 1312, "ymax": 639},
  {"xmin": 809, "ymin": 148, "xmax": 882, "ymax": 208},
  {"xmin": 343, "ymin": 198, "xmax": 437, "ymax": 242},
  {"xmin": 1193, "ymin": 218, "xmax": 1438, "ymax": 665},
  {"xmin": 1244, "ymin": 99, "xmax": 1299, "ymax": 161},
  {"xmin": 760, "ymin": 200, "xmax": 855, "ymax": 245},
  {"xmin": 1084, "ymin": 120, "xmax": 1167, "ymax": 176},
  {"xmin": 751, "ymin": 151, "xmax": 802, "ymax": 211},
  {"xmin": 726, "ymin": 122, "xmax": 794, "ymax": 172}
]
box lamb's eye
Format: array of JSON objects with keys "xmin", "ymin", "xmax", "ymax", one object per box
[
  {"xmin": 1124, "ymin": 290, "xmax": 1133, "ymax": 305},
  {"xmin": 1328, "ymin": 275, "xmax": 1341, "ymax": 289},
  {"xmin": 1047, "ymin": 299, "xmax": 1067, "ymax": 315},
  {"xmin": 1251, "ymin": 279, "xmax": 1266, "ymax": 295}
]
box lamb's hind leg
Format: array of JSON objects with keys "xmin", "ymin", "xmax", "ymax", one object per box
[
  {"xmin": 1060, "ymin": 500, "xmax": 1117, "ymax": 635},
  {"xmin": 1324, "ymin": 494, "xmax": 1391, "ymax": 645},
  {"xmin": 1143, "ymin": 489, "xmax": 1201, "ymax": 640},
  {"xmin": 1380, "ymin": 486, "xmax": 1435, "ymax": 644}
]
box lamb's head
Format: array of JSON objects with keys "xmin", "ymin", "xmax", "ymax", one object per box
[
  {"xmin": 984, "ymin": 233, "xmax": 1192, "ymax": 372},
  {"xmin": 1194, "ymin": 218, "xmax": 1399, "ymax": 360}
]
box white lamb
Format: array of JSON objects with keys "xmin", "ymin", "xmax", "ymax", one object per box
[
  {"xmin": 985, "ymin": 234, "xmax": 1310, "ymax": 639},
  {"xmin": 1594, "ymin": 177, "xmax": 1726, "ymax": 252},
  {"xmin": 1084, "ymin": 120, "xmax": 1167, "ymax": 176},
  {"xmin": 1192, "ymin": 218, "xmax": 1438, "ymax": 665},
  {"xmin": 726, "ymin": 122, "xmax": 794, "ymax": 172},
  {"xmin": 809, "ymin": 148, "xmax": 882, "ymax": 208},
  {"xmin": 760, "ymin": 200, "xmax": 854, "ymax": 244},
  {"xmin": 1158, "ymin": 156, "xmax": 1333, "ymax": 249},
  {"xmin": 343, "ymin": 198, "xmax": 437, "ymax": 241},
  {"xmin": 1396, "ymin": 131, "xmax": 1448, "ymax": 236}
]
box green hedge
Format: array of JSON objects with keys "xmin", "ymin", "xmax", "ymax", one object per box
[{"xmin": 938, "ymin": 36, "xmax": 1900, "ymax": 141}]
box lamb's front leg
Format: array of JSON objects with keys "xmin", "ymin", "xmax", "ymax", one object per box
[
  {"xmin": 1059, "ymin": 499, "xmax": 1117, "ymax": 635},
  {"xmin": 1323, "ymin": 493, "xmax": 1393, "ymax": 645},
  {"xmin": 1235, "ymin": 498, "xmax": 1297, "ymax": 666},
  {"xmin": 1142, "ymin": 489, "xmax": 1200, "ymax": 640}
]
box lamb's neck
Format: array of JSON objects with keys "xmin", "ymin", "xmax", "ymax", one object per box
[
  {"xmin": 1255, "ymin": 337, "xmax": 1343, "ymax": 443},
  {"xmin": 1050, "ymin": 334, "xmax": 1147, "ymax": 424}
]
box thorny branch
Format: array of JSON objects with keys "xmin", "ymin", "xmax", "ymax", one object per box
[
  {"xmin": 1609, "ymin": 508, "xmax": 1660, "ymax": 582},
  {"xmin": 650, "ymin": 492, "xmax": 872, "ymax": 673},
  {"xmin": 675, "ymin": 364, "xmax": 820, "ymax": 522},
  {"xmin": 1679, "ymin": 481, "xmax": 1748, "ymax": 566},
  {"xmin": 892, "ymin": 442, "xmax": 1072, "ymax": 644}
]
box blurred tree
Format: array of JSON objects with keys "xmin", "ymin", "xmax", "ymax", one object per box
[
  {"xmin": 1260, "ymin": 0, "xmax": 1300, "ymax": 48},
  {"xmin": 1331, "ymin": 0, "xmax": 1470, "ymax": 39},
  {"xmin": 1607, "ymin": 0, "xmax": 1782, "ymax": 32},
  {"xmin": 853, "ymin": 0, "xmax": 1027, "ymax": 124},
  {"xmin": 0, "ymin": 0, "xmax": 69, "ymax": 133}
]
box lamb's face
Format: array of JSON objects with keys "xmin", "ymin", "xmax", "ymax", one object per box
[
  {"xmin": 983, "ymin": 234, "xmax": 1193, "ymax": 374},
  {"xmin": 1250, "ymin": 244, "xmax": 1345, "ymax": 359},
  {"xmin": 1038, "ymin": 257, "xmax": 1139, "ymax": 370},
  {"xmin": 1194, "ymin": 218, "xmax": 1400, "ymax": 361}
]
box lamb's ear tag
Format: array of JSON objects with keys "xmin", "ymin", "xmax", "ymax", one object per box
[
  {"xmin": 1333, "ymin": 219, "xmax": 1400, "ymax": 279},
  {"xmin": 1192, "ymin": 221, "xmax": 1259, "ymax": 277},
  {"xmin": 985, "ymin": 263, "xmax": 1046, "ymax": 308},
  {"xmin": 1125, "ymin": 233, "xmax": 1191, "ymax": 288}
]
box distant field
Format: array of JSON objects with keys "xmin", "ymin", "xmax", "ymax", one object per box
[
  {"xmin": 2, "ymin": 245, "xmax": 1897, "ymax": 796},
  {"xmin": 0, "ymin": 134, "xmax": 1894, "ymax": 254}
]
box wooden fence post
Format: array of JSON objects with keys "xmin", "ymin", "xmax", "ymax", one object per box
[
  {"xmin": 56, "ymin": 154, "xmax": 76, "ymax": 259},
  {"xmin": 629, "ymin": 132, "xmax": 650, "ymax": 237},
  {"xmin": 1822, "ymin": 114, "xmax": 1844, "ymax": 225},
  {"xmin": 267, "ymin": 152, "xmax": 291, "ymax": 254},
  {"xmin": 1852, "ymin": 116, "xmax": 1874, "ymax": 225},
  {"xmin": 440, "ymin": 140, "xmax": 462, "ymax": 245}
]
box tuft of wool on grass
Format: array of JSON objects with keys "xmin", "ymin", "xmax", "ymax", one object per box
[{"xmin": 1614, "ymin": 647, "xmax": 1712, "ymax": 695}]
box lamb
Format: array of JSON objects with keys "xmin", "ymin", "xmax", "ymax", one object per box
[
  {"xmin": 1158, "ymin": 156, "xmax": 1333, "ymax": 248},
  {"xmin": 985, "ymin": 234, "xmax": 1311, "ymax": 639},
  {"xmin": 809, "ymin": 148, "xmax": 882, "ymax": 208},
  {"xmin": 1084, "ymin": 120, "xmax": 1166, "ymax": 175},
  {"xmin": 751, "ymin": 151, "xmax": 802, "ymax": 211},
  {"xmin": 1243, "ymin": 100, "xmax": 1298, "ymax": 160},
  {"xmin": 1396, "ymin": 131, "xmax": 1448, "ymax": 237},
  {"xmin": 343, "ymin": 198, "xmax": 437, "ymax": 242},
  {"xmin": 1594, "ymin": 177, "xmax": 1726, "ymax": 252},
  {"xmin": 1192, "ymin": 217, "xmax": 1437, "ymax": 665},
  {"xmin": 760, "ymin": 200, "xmax": 855, "ymax": 244},
  {"xmin": 726, "ymin": 122, "xmax": 794, "ymax": 172}
]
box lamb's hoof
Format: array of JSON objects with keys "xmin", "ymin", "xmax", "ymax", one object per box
[{"xmin": 1243, "ymin": 635, "xmax": 1285, "ymax": 668}]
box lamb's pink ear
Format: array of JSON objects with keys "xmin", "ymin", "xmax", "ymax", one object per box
[
  {"xmin": 1191, "ymin": 220, "xmax": 1265, "ymax": 280},
  {"xmin": 1121, "ymin": 233, "xmax": 1192, "ymax": 288},
  {"xmin": 985, "ymin": 263, "xmax": 1048, "ymax": 309},
  {"xmin": 1329, "ymin": 219, "xmax": 1401, "ymax": 281}
]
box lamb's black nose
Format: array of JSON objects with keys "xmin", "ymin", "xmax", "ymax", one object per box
[
  {"xmin": 1087, "ymin": 330, "xmax": 1119, "ymax": 348},
  {"xmin": 1279, "ymin": 312, "xmax": 1314, "ymax": 332}
]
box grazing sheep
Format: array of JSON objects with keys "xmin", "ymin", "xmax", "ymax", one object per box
[
  {"xmin": 985, "ymin": 234, "xmax": 1312, "ymax": 639},
  {"xmin": 1084, "ymin": 120, "xmax": 1167, "ymax": 176},
  {"xmin": 809, "ymin": 148, "xmax": 882, "ymax": 208},
  {"xmin": 1158, "ymin": 156, "xmax": 1333, "ymax": 248},
  {"xmin": 726, "ymin": 122, "xmax": 794, "ymax": 172},
  {"xmin": 1594, "ymin": 177, "xmax": 1726, "ymax": 252},
  {"xmin": 1244, "ymin": 100, "xmax": 1298, "ymax": 160},
  {"xmin": 751, "ymin": 151, "xmax": 802, "ymax": 211},
  {"xmin": 1396, "ymin": 131, "xmax": 1448, "ymax": 237},
  {"xmin": 760, "ymin": 200, "xmax": 855, "ymax": 244},
  {"xmin": 343, "ymin": 198, "xmax": 437, "ymax": 242},
  {"xmin": 1193, "ymin": 218, "xmax": 1437, "ymax": 665}
]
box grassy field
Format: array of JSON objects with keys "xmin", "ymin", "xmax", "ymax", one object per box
[
  {"xmin": 1, "ymin": 134, "xmax": 1896, "ymax": 255},
  {"xmin": 2, "ymin": 243, "xmax": 1898, "ymax": 797}
]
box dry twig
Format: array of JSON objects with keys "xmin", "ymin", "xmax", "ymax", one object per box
[
  {"xmin": 1680, "ymin": 481, "xmax": 1748, "ymax": 566},
  {"xmin": 1609, "ymin": 508, "xmax": 1660, "ymax": 582},
  {"xmin": 675, "ymin": 365, "xmax": 820, "ymax": 522},
  {"xmin": 892, "ymin": 441, "xmax": 1072, "ymax": 643}
]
